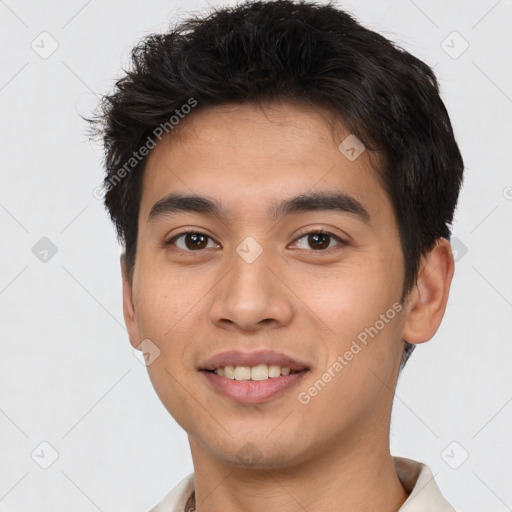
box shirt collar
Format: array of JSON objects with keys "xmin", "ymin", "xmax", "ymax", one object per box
[
  {"xmin": 149, "ymin": 456, "xmax": 456, "ymax": 512},
  {"xmin": 393, "ymin": 457, "xmax": 456, "ymax": 511}
]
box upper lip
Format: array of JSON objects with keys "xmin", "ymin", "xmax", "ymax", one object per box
[{"xmin": 198, "ymin": 349, "xmax": 310, "ymax": 372}]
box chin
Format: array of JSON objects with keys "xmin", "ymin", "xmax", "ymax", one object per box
[{"xmin": 204, "ymin": 434, "xmax": 310, "ymax": 470}]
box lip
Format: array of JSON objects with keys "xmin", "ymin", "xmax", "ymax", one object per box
[
  {"xmin": 198, "ymin": 349, "xmax": 310, "ymax": 372},
  {"xmin": 198, "ymin": 349, "xmax": 311, "ymax": 404},
  {"xmin": 201, "ymin": 370, "xmax": 309, "ymax": 404}
]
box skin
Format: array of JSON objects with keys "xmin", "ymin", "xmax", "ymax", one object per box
[{"xmin": 121, "ymin": 101, "xmax": 454, "ymax": 512}]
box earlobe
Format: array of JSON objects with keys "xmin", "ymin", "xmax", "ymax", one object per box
[
  {"xmin": 401, "ymin": 238, "xmax": 455, "ymax": 345},
  {"xmin": 120, "ymin": 254, "xmax": 140, "ymax": 349}
]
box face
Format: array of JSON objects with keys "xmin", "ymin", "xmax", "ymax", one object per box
[{"xmin": 123, "ymin": 101, "xmax": 410, "ymax": 469}]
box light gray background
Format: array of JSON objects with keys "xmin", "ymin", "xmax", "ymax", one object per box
[{"xmin": 1, "ymin": 0, "xmax": 511, "ymax": 511}]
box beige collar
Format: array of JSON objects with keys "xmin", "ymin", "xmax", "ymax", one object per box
[{"xmin": 149, "ymin": 456, "xmax": 456, "ymax": 512}]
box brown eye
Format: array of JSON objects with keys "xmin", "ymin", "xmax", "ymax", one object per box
[
  {"xmin": 308, "ymin": 232, "xmax": 330, "ymax": 250},
  {"xmin": 183, "ymin": 233, "xmax": 208, "ymax": 250},
  {"xmin": 293, "ymin": 230, "xmax": 346, "ymax": 251},
  {"xmin": 165, "ymin": 231, "xmax": 217, "ymax": 251}
]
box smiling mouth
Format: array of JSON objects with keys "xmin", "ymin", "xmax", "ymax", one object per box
[
  {"xmin": 198, "ymin": 349, "xmax": 311, "ymax": 403},
  {"xmin": 204, "ymin": 364, "xmax": 304, "ymax": 381},
  {"xmin": 201, "ymin": 366, "xmax": 309, "ymax": 404}
]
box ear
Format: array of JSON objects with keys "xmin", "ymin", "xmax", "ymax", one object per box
[
  {"xmin": 121, "ymin": 254, "xmax": 141, "ymax": 349},
  {"xmin": 401, "ymin": 238, "xmax": 455, "ymax": 344}
]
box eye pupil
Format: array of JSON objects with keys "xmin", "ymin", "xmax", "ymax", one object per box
[
  {"xmin": 185, "ymin": 233, "xmax": 208, "ymax": 250},
  {"xmin": 309, "ymin": 233, "xmax": 330, "ymax": 250}
]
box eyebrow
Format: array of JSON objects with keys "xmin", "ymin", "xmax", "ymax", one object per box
[{"xmin": 147, "ymin": 191, "xmax": 370, "ymax": 224}]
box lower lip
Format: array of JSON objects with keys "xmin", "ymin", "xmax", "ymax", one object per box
[{"xmin": 201, "ymin": 370, "xmax": 308, "ymax": 404}]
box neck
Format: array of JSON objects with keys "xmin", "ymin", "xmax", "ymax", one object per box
[{"xmin": 188, "ymin": 433, "xmax": 408, "ymax": 512}]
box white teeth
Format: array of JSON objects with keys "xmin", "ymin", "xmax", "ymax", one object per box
[
  {"xmin": 234, "ymin": 366, "xmax": 251, "ymax": 380},
  {"xmin": 251, "ymin": 364, "xmax": 268, "ymax": 381},
  {"xmin": 268, "ymin": 364, "xmax": 281, "ymax": 378},
  {"xmin": 223, "ymin": 365, "xmax": 235, "ymax": 379},
  {"xmin": 213, "ymin": 364, "xmax": 297, "ymax": 380}
]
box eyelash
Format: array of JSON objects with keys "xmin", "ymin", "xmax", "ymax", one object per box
[{"xmin": 163, "ymin": 229, "xmax": 347, "ymax": 253}]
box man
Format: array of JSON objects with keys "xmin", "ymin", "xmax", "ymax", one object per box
[{"xmin": 89, "ymin": 1, "xmax": 463, "ymax": 510}]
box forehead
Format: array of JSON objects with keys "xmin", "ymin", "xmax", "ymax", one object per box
[{"xmin": 139, "ymin": 101, "xmax": 389, "ymax": 225}]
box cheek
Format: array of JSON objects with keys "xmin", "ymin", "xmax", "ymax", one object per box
[
  {"xmin": 134, "ymin": 267, "xmax": 206, "ymax": 422},
  {"xmin": 297, "ymin": 256, "xmax": 404, "ymax": 402},
  {"xmin": 296, "ymin": 260, "xmax": 399, "ymax": 340},
  {"xmin": 134, "ymin": 261, "xmax": 205, "ymax": 336}
]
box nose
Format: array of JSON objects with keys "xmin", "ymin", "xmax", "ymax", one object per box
[{"xmin": 209, "ymin": 248, "xmax": 294, "ymax": 332}]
